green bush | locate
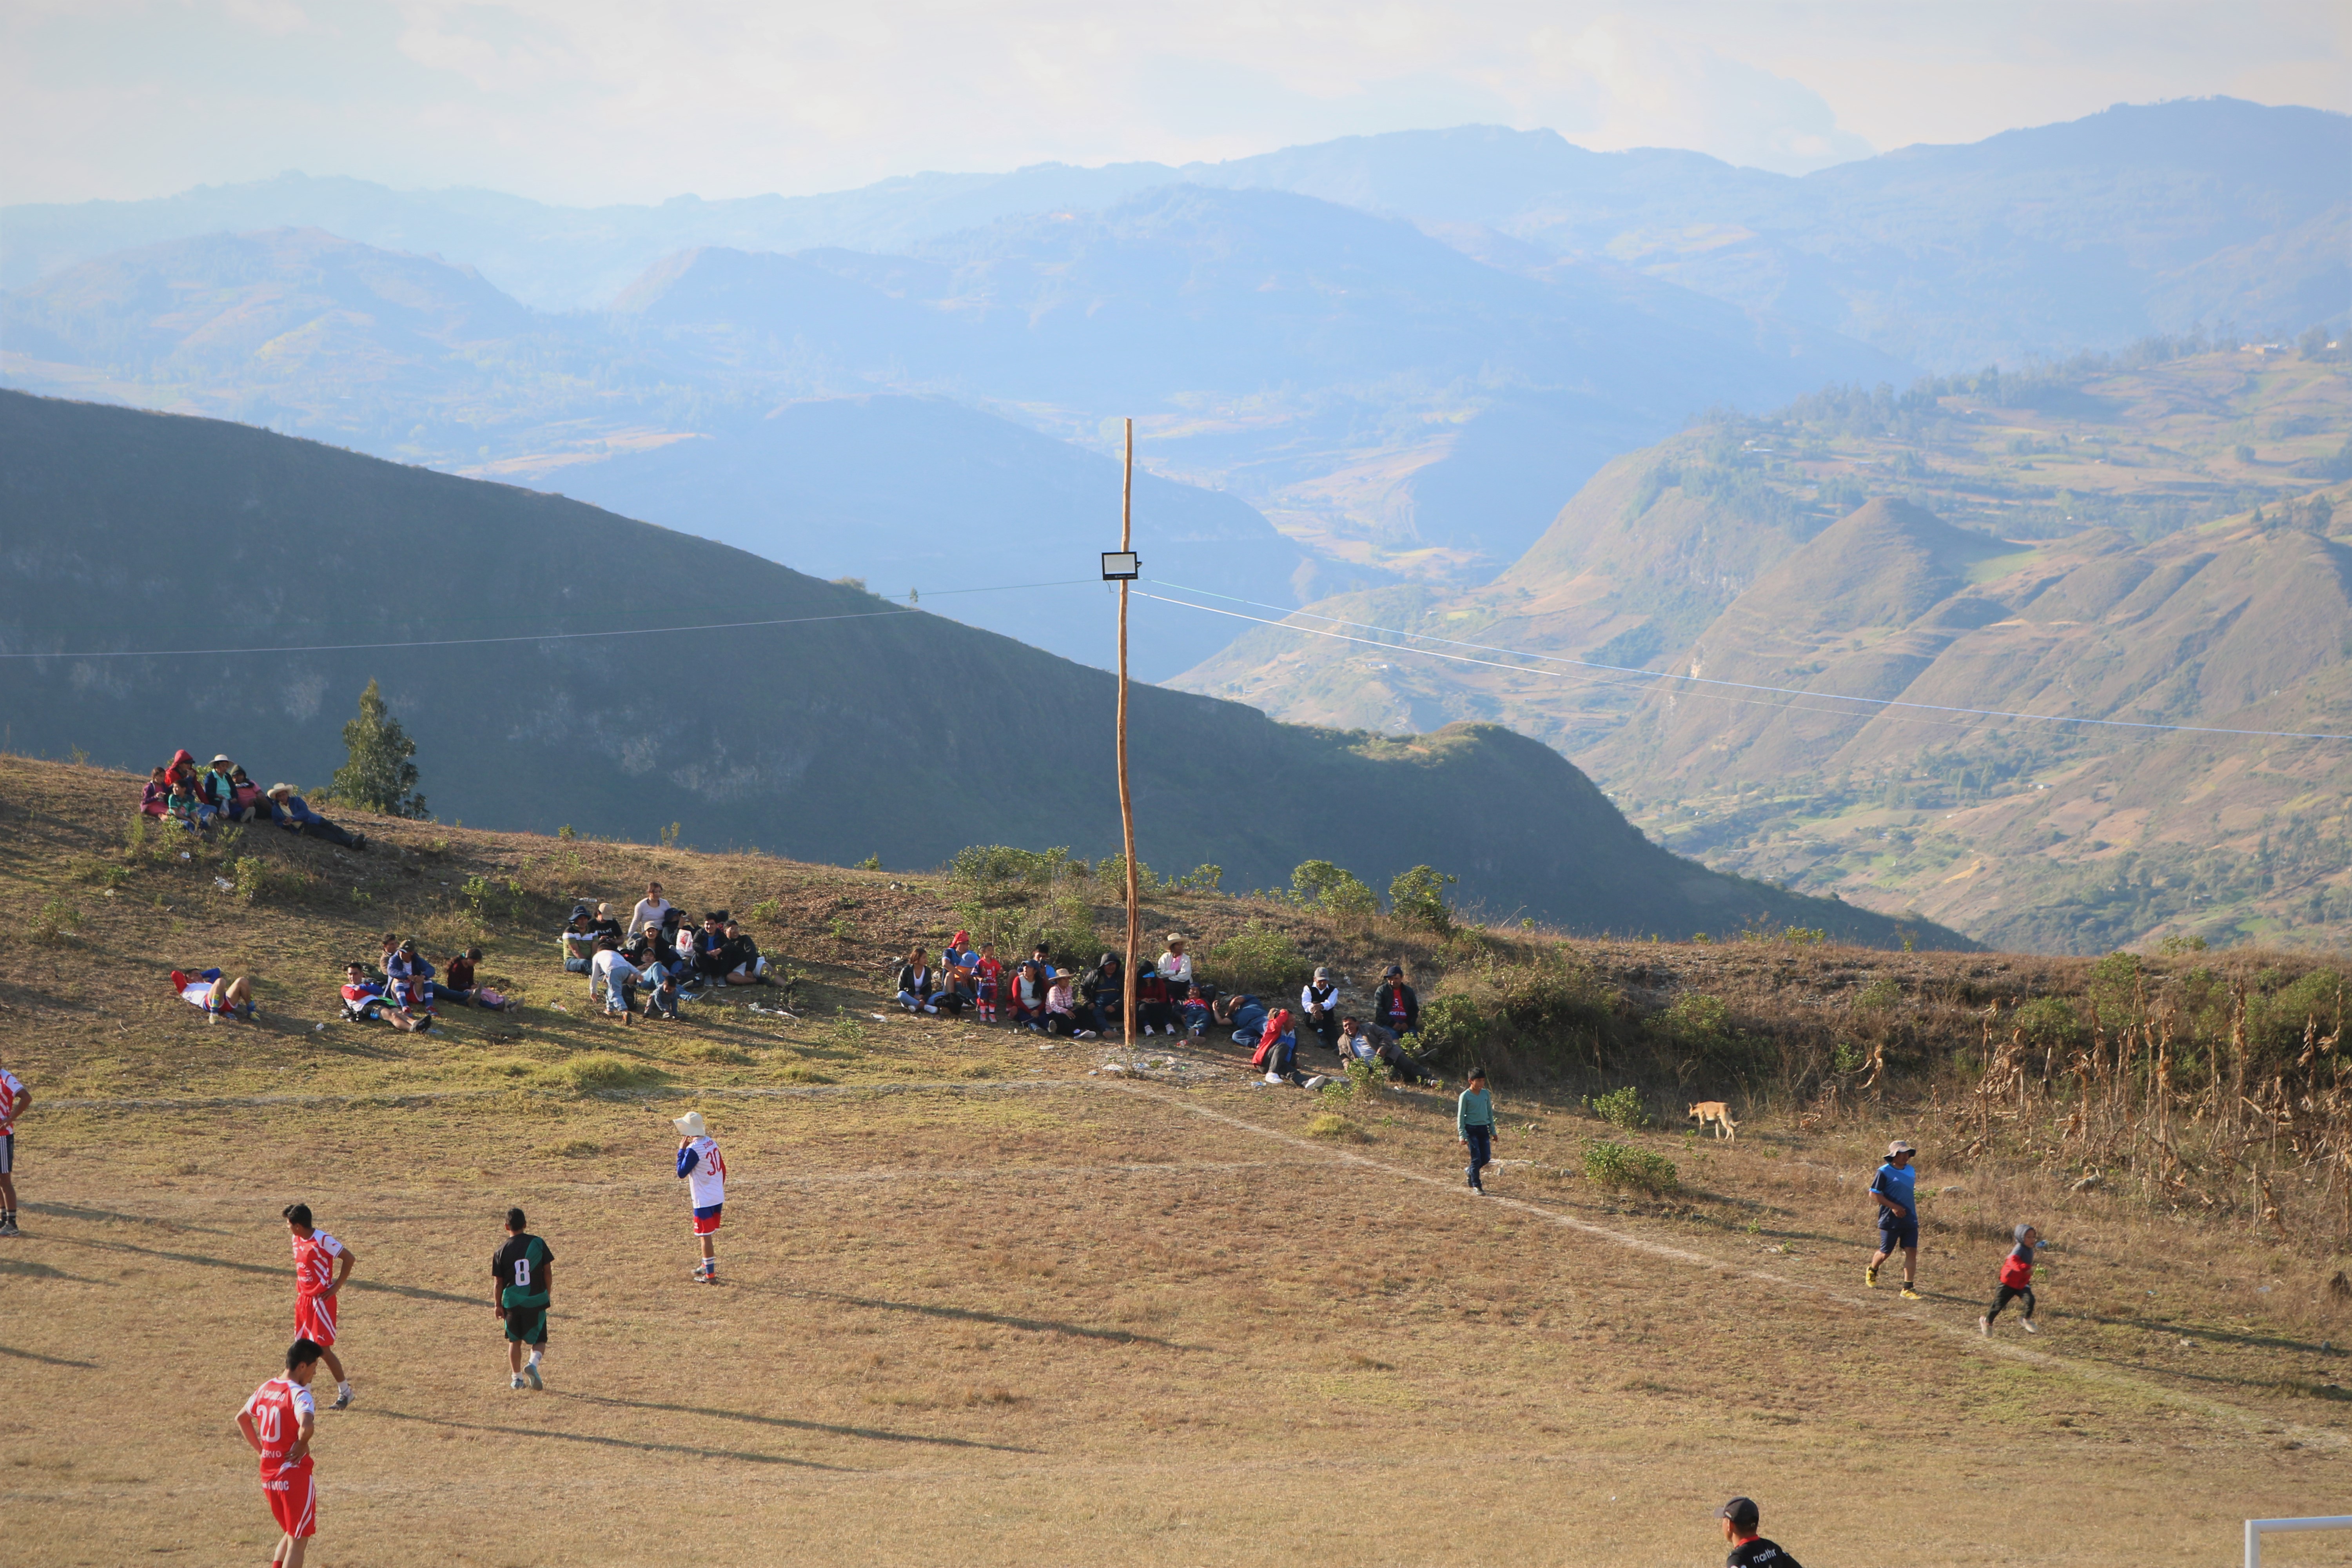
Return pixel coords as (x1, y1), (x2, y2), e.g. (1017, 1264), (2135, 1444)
(2011, 996), (2085, 1051)
(1662, 992), (1731, 1040)
(1292, 859), (1378, 921)
(232, 856), (308, 906)
(1583, 1140), (1678, 1194)
(33, 898), (82, 944)
(1094, 853), (1160, 895)
(1853, 977), (1902, 1011)
(1416, 993), (1489, 1058)
(1206, 920), (1312, 996)
(1388, 864), (1458, 935)
(1584, 1085), (1648, 1130)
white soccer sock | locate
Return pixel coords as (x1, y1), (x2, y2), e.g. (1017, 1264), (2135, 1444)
(526, 1350), (542, 1367)
(338, 1381), (352, 1396)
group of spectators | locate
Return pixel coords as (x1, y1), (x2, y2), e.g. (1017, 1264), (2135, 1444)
(891, 931), (1443, 1086)
(339, 935), (512, 1031)
(140, 748), (368, 851)
(560, 881), (776, 1024)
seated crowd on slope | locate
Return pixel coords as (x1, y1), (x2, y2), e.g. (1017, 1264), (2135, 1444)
(892, 931), (1442, 1087)
(559, 881), (778, 1026)
(140, 747), (369, 850)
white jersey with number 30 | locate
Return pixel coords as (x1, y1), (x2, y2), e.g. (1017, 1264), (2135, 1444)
(683, 1136), (726, 1208)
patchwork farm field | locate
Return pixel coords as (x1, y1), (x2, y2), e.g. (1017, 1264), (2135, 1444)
(1, 757), (2347, 1565)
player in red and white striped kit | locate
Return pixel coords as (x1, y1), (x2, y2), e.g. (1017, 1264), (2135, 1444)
(283, 1203), (356, 1409)
(236, 1338), (325, 1567)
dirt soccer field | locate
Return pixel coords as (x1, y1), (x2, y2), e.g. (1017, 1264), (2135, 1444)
(7, 1069), (2349, 1568)
(1, 755), (2347, 1565)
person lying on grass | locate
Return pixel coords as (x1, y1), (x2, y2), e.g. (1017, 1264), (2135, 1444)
(1338, 1016), (1440, 1085)
(341, 964), (429, 1032)
(173, 967), (257, 1023)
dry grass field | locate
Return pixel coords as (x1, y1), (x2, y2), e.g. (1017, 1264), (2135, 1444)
(2, 757), (2348, 1566)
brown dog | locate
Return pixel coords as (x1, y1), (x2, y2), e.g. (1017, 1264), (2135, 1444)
(1688, 1101), (1737, 1141)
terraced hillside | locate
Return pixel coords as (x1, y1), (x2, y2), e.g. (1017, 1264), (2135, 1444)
(1176, 345), (2352, 951)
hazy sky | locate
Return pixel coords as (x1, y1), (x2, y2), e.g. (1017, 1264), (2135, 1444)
(4, 0), (2345, 207)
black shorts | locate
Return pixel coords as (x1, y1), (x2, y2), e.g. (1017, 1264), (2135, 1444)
(0, 1131), (12, 1176)
(504, 1308), (548, 1345)
(1878, 1213), (1918, 1250)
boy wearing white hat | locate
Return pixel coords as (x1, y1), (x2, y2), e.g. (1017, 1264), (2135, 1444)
(673, 1112), (727, 1284)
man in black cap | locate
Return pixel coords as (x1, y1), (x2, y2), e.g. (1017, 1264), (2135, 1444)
(1719, 1497), (1801, 1566)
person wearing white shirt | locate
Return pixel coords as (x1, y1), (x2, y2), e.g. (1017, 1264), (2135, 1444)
(1157, 935), (1194, 989)
(1300, 966), (1342, 1054)
(628, 882), (673, 937)
(590, 938), (642, 1023)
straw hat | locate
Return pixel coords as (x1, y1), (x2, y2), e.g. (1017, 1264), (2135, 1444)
(1165, 933), (1187, 947)
(673, 1111), (708, 1138)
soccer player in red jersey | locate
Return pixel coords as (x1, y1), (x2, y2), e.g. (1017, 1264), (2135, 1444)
(283, 1203), (357, 1409)
(237, 1338), (325, 1567)
(0, 1061), (29, 1237)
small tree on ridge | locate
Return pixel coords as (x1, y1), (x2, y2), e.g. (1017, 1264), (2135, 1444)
(332, 678), (428, 818)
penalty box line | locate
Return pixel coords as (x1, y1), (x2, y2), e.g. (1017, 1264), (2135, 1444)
(1108, 1080), (2347, 1454)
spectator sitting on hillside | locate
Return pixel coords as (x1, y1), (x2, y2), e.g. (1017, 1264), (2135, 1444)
(1043, 972), (1098, 1038)
(1082, 953), (1124, 1036)
(227, 765), (269, 821)
(164, 748), (202, 799)
(341, 962), (430, 1031)
(642, 953), (684, 1021)
(1338, 1016), (1439, 1085)
(689, 912), (733, 988)
(1157, 934), (1193, 990)
(715, 920), (772, 986)
(1135, 959), (1174, 1035)
(1029, 944), (1058, 980)
(1252, 1005), (1300, 1084)
(628, 882), (672, 938)
(165, 775), (210, 831)
(560, 905), (597, 973)
(384, 939), (436, 1017)
(1010, 960), (1049, 1031)
(590, 935), (640, 1024)
(896, 947), (942, 1014)
(941, 932), (978, 1000)
(141, 766), (172, 819)
(1180, 983), (1214, 1037)
(1300, 967), (1343, 1054)
(266, 784), (365, 850)
(1372, 965), (1420, 1042)
(438, 947), (510, 1010)
(171, 967), (256, 1024)
(590, 902), (624, 945)
(203, 755), (254, 822)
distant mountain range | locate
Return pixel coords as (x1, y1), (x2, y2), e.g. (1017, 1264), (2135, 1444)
(7, 98), (2340, 365)
(1177, 347), (2352, 953)
(0, 388), (1966, 947)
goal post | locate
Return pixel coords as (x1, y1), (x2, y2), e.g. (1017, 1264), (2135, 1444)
(2245, 1515), (2352, 1567)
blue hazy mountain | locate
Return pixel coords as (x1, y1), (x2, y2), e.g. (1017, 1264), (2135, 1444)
(6, 98), (2339, 368)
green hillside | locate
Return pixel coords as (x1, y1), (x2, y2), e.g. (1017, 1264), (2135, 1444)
(0, 389), (1962, 947)
(1174, 345), (2352, 952)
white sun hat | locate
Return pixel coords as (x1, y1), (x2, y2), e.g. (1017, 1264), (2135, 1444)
(673, 1111), (707, 1138)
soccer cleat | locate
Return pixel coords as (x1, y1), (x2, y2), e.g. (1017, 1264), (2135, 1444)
(0, 1219), (18, 1238)
(2020, 1319), (2038, 1334)
(1978, 1316), (1991, 1336)
(1864, 1265), (1880, 1288)
(511, 1374), (528, 1390)
(1900, 1285), (1921, 1300)
(330, 1386), (354, 1410)
(525, 1363), (543, 1388)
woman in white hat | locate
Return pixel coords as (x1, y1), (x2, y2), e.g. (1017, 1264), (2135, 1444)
(673, 1112), (727, 1284)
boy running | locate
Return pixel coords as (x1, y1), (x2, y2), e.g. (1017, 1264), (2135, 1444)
(1980, 1223), (2042, 1335)
(0, 1061), (28, 1236)
(237, 1338), (325, 1567)
(1866, 1139), (1922, 1299)
(674, 1111), (727, 1284)
(492, 1207), (554, 1388)
(283, 1204), (356, 1408)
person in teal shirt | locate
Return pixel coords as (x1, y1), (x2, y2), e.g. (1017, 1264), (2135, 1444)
(1457, 1067), (1495, 1194)
(1867, 1139), (1921, 1299)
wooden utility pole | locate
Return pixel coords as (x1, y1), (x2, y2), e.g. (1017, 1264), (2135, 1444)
(1118, 417), (1140, 1047)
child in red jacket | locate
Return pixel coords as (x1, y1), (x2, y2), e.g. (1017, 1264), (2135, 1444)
(1980, 1223), (2041, 1335)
